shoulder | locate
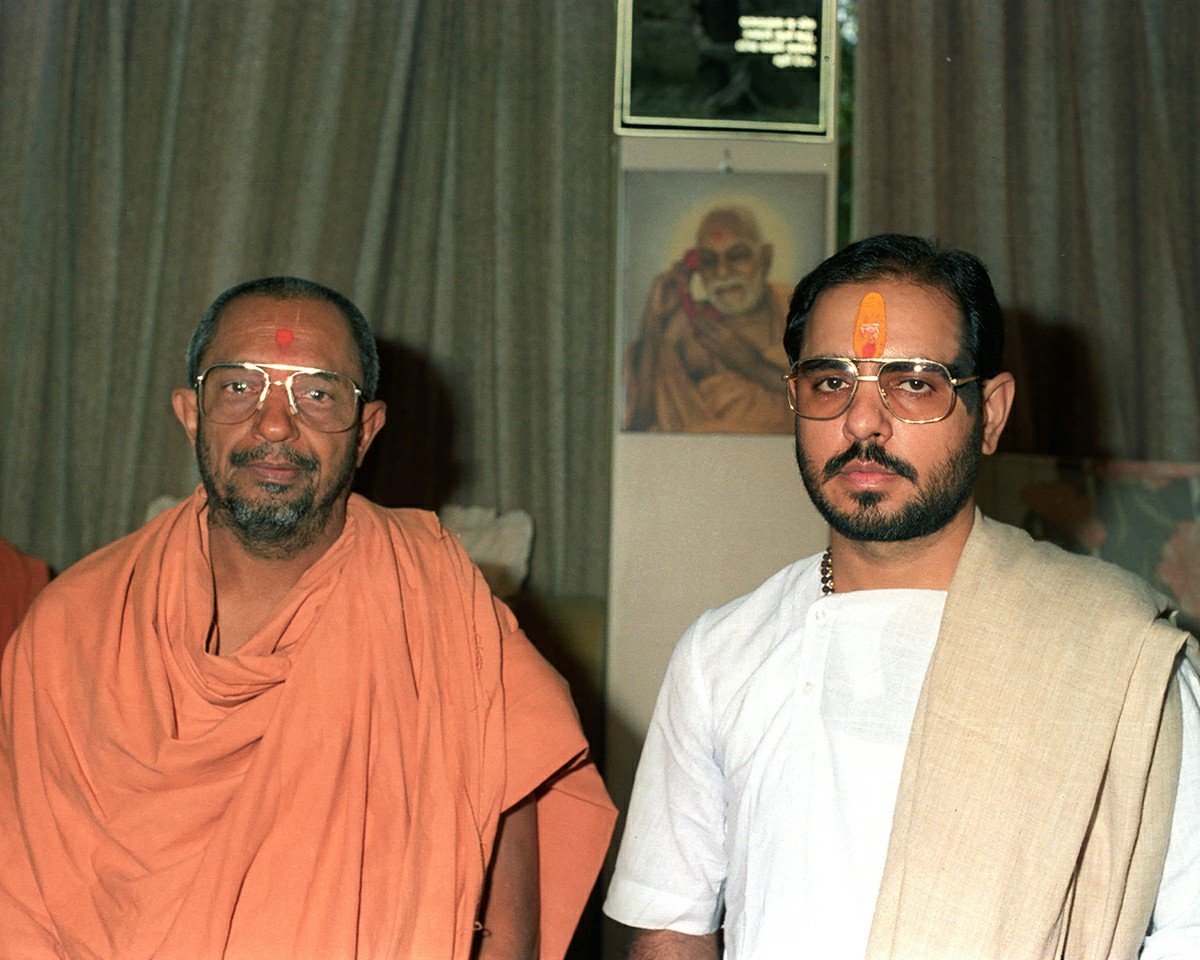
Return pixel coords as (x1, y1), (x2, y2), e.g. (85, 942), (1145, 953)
(672, 554), (822, 681)
(32, 499), (190, 609)
(967, 513), (1166, 618)
(347, 496), (462, 555)
(6, 498), (197, 663)
(349, 495), (443, 537)
(346, 496), (487, 595)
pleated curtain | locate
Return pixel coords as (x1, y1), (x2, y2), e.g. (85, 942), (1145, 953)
(853, 0), (1200, 461)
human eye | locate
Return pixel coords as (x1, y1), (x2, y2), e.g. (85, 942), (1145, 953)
(813, 375), (851, 393)
(895, 376), (936, 394)
(209, 368), (258, 395)
(295, 373), (350, 407)
(800, 359), (855, 393)
(297, 385), (335, 408)
(883, 363), (949, 397)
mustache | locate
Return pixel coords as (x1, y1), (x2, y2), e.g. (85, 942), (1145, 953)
(822, 441), (918, 483)
(229, 444), (319, 472)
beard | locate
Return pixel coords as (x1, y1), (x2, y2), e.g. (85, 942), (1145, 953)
(196, 420), (359, 559)
(706, 272), (769, 316)
(794, 416), (984, 543)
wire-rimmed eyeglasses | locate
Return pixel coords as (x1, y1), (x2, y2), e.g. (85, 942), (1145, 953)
(195, 362), (363, 433)
(783, 356), (980, 424)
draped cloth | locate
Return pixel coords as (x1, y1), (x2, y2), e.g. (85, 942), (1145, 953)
(0, 491), (615, 960)
(0, 537), (50, 644)
(866, 514), (1194, 960)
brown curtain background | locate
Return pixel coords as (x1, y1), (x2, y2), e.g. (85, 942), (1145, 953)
(0, 0), (616, 596)
(853, 0), (1200, 462)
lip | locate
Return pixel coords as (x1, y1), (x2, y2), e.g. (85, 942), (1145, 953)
(837, 460), (903, 489)
(244, 460), (307, 484)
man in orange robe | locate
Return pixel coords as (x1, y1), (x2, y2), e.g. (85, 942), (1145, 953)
(0, 536), (50, 645)
(624, 206), (793, 434)
(0, 277), (615, 959)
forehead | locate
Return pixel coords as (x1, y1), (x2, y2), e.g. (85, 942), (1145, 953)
(802, 278), (963, 360)
(697, 217), (756, 250)
(205, 295), (361, 377)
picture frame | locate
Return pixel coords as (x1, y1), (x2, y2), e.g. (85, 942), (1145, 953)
(619, 168), (829, 434)
(615, 0), (837, 139)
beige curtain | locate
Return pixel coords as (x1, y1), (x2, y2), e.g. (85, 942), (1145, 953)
(0, 0), (616, 595)
(853, 0), (1200, 461)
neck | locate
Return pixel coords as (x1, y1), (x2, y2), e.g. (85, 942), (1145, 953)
(206, 498), (348, 592)
(827, 499), (976, 592)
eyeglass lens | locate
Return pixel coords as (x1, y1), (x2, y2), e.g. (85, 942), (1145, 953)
(789, 358), (957, 423)
(200, 364), (359, 432)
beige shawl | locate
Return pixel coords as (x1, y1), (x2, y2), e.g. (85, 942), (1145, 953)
(866, 513), (1194, 960)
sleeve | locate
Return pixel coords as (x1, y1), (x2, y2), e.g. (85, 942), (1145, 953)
(1142, 652), (1200, 959)
(603, 617), (727, 935)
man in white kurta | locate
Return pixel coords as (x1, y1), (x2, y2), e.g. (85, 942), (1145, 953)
(604, 235), (1200, 959)
(605, 543), (1200, 957)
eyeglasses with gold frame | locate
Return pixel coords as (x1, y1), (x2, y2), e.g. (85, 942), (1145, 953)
(783, 355), (979, 424)
(195, 362), (363, 433)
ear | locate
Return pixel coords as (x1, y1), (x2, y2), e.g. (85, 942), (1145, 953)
(356, 400), (387, 465)
(172, 387), (199, 443)
(979, 372), (1015, 455)
(760, 242), (774, 275)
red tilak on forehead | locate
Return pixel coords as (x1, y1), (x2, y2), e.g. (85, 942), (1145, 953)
(275, 328), (294, 348)
(704, 229), (727, 243)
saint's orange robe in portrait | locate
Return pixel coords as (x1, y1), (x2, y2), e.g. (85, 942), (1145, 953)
(625, 283), (794, 434)
(0, 492), (615, 959)
(0, 536), (50, 646)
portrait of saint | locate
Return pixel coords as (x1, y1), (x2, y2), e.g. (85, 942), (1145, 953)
(622, 171), (827, 434)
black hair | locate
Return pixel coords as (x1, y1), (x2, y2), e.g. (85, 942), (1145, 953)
(782, 234), (1004, 381)
(186, 276), (380, 400)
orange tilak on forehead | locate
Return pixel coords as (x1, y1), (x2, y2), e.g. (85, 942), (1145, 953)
(852, 292), (887, 358)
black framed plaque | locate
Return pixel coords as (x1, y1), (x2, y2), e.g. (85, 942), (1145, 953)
(617, 0), (836, 138)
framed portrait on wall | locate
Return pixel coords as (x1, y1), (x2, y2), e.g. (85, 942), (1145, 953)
(616, 0), (837, 138)
(620, 168), (828, 434)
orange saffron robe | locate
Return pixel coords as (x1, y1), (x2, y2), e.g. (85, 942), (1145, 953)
(0, 493), (615, 959)
(0, 536), (50, 646)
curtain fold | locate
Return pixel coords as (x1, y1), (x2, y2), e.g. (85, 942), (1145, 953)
(853, 0), (1200, 462)
(0, 0), (616, 596)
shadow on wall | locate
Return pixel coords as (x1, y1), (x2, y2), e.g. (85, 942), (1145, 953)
(1000, 309), (1106, 458)
(353, 339), (463, 510)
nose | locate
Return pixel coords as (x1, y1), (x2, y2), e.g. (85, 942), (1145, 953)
(842, 379), (893, 445)
(250, 379), (301, 442)
(714, 252), (737, 278)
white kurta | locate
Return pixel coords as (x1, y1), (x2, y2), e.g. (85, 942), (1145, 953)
(604, 553), (1200, 959)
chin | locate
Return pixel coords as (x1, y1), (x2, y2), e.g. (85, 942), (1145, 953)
(712, 290), (750, 315)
